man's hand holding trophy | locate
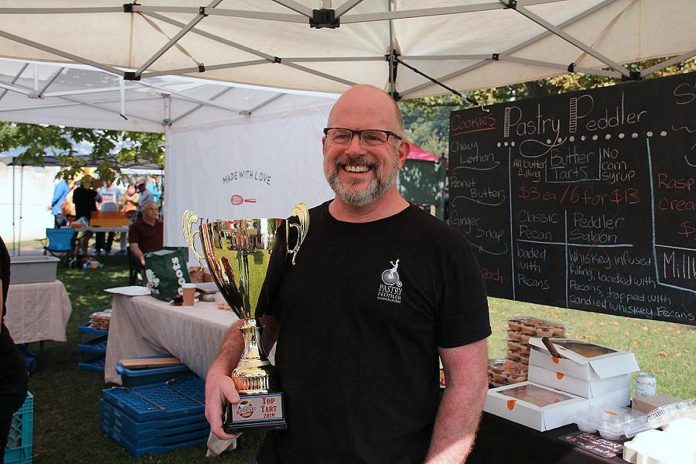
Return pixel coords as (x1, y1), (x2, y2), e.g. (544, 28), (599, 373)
(182, 204), (309, 432)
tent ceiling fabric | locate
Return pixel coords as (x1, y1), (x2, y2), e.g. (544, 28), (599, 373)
(0, 1), (695, 99)
(0, 59), (335, 132)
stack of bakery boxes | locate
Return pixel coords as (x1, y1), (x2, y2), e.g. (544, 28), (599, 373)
(485, 318), (640, 432)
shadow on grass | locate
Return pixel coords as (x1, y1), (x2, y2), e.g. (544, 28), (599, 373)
(28, 255), (263, 464)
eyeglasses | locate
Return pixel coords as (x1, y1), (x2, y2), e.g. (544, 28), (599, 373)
(323, 127), (402, 146)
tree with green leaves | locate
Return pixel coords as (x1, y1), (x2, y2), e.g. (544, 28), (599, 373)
(399, 57), (696, 158)
(0, 122), (164, 183)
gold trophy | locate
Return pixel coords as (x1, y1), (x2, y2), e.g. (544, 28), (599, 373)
(182, 204), (309, 432)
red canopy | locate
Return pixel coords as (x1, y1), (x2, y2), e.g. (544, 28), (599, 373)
(406, 144), (438, 162)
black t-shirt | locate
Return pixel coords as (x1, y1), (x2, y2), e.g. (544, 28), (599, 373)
(256, 201), (491, 464)
(72, 187), (100, 220)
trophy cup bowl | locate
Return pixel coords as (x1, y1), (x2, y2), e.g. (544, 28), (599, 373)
(182, 205), (308, 432)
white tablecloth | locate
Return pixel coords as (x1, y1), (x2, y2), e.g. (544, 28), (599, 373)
(104, 294), (238, 384)
(5, 280), (72, 344)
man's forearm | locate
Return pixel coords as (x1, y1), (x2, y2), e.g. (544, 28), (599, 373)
(425, 379), (487, 464)
(425, 340), (489, 464)
(130, 243), (145, 264)
(208, 319), (246, 376)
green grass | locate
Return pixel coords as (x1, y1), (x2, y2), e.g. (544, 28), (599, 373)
(22, 257), (695, 463)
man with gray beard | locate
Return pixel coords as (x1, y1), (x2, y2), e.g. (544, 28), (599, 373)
(205, 85), (491, 464)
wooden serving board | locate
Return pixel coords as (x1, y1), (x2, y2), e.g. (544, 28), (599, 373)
(119, 357), (182, 370)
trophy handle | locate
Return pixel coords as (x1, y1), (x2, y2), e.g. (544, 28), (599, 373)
(287, 202), (309, 266)
(181, 209), (206, 265)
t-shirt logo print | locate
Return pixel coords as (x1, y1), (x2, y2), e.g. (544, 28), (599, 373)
(377, 259), (403, 304)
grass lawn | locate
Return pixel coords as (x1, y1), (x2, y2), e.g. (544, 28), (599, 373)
(20, 255), (695, 463)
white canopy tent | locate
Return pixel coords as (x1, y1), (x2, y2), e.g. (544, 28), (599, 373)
(2, 0), (696, 249)
(0, 59), (336, 248)
(0, 1), (695, 100)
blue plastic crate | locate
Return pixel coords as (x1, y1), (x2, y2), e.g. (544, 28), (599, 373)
(4, 444), (31, 464)
(78, 335), (108, 354)
(101, 376), (205, 421)
(116, 354), (192, 387)
(100, 399), (208, 438)
(100, 413), (209, 443)
(100, 423), (207, 458)
(78, 353), (105, 372)
(99, 399), (206, 433)
(100, 420), (209, 447)
(4, 392), (33, 464)
(166, 376), (206, 404)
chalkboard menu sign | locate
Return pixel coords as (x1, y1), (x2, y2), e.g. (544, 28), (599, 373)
(449, 72), (696, 326)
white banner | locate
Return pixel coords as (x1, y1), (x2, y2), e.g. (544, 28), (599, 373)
(164, 102), (334, 249)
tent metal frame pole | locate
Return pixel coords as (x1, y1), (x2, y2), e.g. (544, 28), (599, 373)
(400, 0), (618, 97)
(335, 0), (364, 18)
(270, 0), (313, 17)
(134, 0), (223, 77)
(0, 7), (121, 14)
(500, 56), (622, 79)
(144, 12), (278, 61)
(245, 93), (284, 115)
(18, 165), (23, 256)
(5, 80), (165, 126)
(142, 59), (269, 78)
(44, 86), (137, 98)
(0, 30), (123, 76)
(169, 86), (235, 124)
(641, 48), (696, 77)
(0, 62), (29, 102)
(11, 163), (16, 256)
(400, 55), (491, 61)
(511, 3), (631, 78)
(142, 11), (356, 87)
(35, 67), (65, 98)
(133, 5), (305, 22)
(53, 95), (165, 126)
(0, 95), (174, 114)
(337, 0), (571, 24)
(0, 81), (32, 96)
(387, 0), (398, 99)
(283, 56), (383, 63)
(136, 80), (246, 114)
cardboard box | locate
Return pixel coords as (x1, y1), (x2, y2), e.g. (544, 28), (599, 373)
(528, 364), (631, 398)
(589, 388), (631, 409)
(484, 381), (589, 431)
(632, 395), (680, 414)
(528, 338), (639, 381)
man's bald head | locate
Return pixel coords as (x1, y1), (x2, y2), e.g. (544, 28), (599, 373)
(327, 85), (404, 136)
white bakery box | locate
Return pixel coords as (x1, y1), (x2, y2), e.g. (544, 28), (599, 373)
(528, 338), (639, 398)
(484, 382), (630, 432)
(10, 255), (60, 284)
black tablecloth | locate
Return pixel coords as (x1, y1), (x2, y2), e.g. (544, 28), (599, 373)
(467, 413), (626, 464)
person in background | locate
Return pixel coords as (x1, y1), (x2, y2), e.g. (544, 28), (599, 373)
(0, 235), (30, 463)
(49, 176), (69, 228)
(128, 201), (163, 267)
(205, 85), (491, 463)
(136, 178), (154, 219)
(95, 180), (121, 256)
(71, 176), (101, 257)
(119, 183), (139, 254)
(146, 177), (161, 205)
(122, 183), (139, 215)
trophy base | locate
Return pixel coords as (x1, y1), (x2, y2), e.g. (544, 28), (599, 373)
(223, 392), (287, 433)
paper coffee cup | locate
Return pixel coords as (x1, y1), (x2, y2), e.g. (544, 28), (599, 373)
(182, 283), (196, 306)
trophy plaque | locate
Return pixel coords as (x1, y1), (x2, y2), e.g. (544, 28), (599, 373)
(182, 205), (308, 432)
